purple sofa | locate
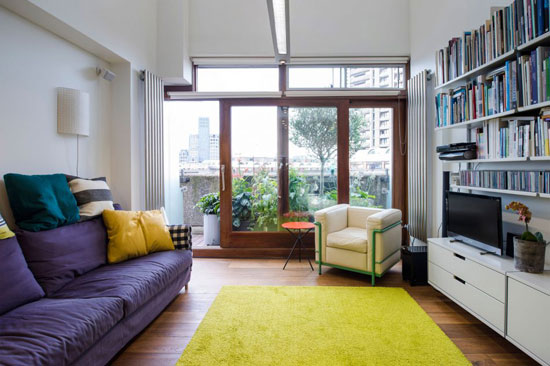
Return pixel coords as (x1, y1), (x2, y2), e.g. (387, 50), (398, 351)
(0, 216), (192, 366)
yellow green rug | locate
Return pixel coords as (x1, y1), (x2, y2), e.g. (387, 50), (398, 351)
(177, 286), (470, 366)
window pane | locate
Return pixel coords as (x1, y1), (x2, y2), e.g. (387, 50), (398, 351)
(288, 107), (338, 217)
(164, 101), (220, 246)
(288, 66), (405, 89)
(349, 108), (392, 208)
(197, 67), (279, 92)
(231, 106), (279, 232)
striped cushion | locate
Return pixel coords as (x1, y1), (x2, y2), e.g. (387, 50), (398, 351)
(66, 176), (114, 221)
(0, 213), (15, 239)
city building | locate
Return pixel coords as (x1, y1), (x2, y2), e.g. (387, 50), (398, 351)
(198, 117), (210, 162)
(209, 134), (219, 160)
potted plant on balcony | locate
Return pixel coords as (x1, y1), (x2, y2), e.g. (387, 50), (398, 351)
(506, 201), (547, 273)
(232, 191), (252, 231)
(195, 192), (220, 246)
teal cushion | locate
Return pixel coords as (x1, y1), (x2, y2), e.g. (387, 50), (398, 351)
(4, 174), (80, 231)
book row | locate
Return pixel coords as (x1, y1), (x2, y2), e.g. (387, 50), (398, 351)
(474, 116), (550, 159)
(435, 46), (550, 127)
(459, 169), (550, 193)
(435, 0), (550, 85)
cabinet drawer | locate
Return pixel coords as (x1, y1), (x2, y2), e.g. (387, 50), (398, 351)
(429, 262), (505, 333)
(507, 278), (550, 365)
(428, 243), (505, 302)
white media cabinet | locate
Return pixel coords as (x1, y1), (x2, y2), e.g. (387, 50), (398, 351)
(428, 238), (550, 366)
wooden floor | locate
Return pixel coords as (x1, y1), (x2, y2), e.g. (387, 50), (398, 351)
(111, 258), (537, 366)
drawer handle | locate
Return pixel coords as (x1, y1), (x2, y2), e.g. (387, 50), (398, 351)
(454, 276), (466, 285)
(453, 253), (466, 261)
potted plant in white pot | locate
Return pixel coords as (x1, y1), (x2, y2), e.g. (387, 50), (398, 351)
(506, 201), (547, 273)
(195, 192), (220, 246)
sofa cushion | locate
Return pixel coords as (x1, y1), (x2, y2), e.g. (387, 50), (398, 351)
(51, 250), (192, 315)
(16, 217), (108, 296)
(0, 213), (14, 239)
(326, 227), (368, 253)
(102, 210), (148, 263)
(0, 237), (44, 315)
(66, 175), (114, 221)
(0, 297), (123, 366)
(3, 173), (79, 231)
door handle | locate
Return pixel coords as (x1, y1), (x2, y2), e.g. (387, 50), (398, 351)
(220, 165), (225, 191)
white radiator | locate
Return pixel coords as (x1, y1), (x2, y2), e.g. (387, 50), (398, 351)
(143, 70), (165, 210)
(407, 70), (431, 241)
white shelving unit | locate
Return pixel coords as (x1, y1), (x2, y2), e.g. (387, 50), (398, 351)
(435, 110), (516, 131)
(434, 50), (516, 91)
(450, 185), (539, 197)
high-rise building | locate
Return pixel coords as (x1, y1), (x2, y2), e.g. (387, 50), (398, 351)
(209, 134), (219, 160)
(198, 117), (210, 162)
(188, 135), (199, 162)
(348, 68), (400, 149)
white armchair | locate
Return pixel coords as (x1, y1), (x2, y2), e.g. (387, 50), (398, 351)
(314, 204), (402, 286)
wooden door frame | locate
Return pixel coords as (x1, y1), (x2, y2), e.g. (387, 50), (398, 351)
(219, 98), (344, 249)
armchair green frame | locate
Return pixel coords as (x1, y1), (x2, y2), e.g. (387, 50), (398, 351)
(314, 220), (402, 286)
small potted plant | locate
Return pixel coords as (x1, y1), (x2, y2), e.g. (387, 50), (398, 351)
(232, 192), (252, 231)
(195, 192), (220, 246)
(506, 201), (547, 273)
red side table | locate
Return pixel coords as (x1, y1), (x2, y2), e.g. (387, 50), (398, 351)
(281, 222), (315, 271)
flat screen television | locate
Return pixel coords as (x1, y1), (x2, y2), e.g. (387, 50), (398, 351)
(445, 191), (503, 255)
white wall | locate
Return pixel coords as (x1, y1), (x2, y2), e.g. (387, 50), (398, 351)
(0, 6), (112, 225)
(27, 0), (158, 72)
(158, 0), (192, 84)
(291, 0), (409, 57)
(189, 0), (410, 58)
(189, 0), (274, 57)
(409, 0), (550, 260)
(5, 0), (163, 210)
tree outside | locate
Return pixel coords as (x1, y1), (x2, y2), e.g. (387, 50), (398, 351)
(289, 108), (367, 197)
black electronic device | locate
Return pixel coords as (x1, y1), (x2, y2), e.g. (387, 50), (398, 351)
(439, 150), (477, 160)
(445, 191), (503, 255)
(436, 142), (477, 153)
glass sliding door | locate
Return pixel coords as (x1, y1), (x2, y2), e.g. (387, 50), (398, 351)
(349, 108), (392, 208)
(164, 101), (220, 246)
(230, 106), (279, 232)
(288, 107), (338, 216)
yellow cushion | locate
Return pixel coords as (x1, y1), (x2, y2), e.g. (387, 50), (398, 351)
(103, 210), (148, 264)
(0, 213), (15, 240)
(140, 210), (174, 253)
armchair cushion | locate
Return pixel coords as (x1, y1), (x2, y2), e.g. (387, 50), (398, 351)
(366, 209), (402, 230)
(326, 227), (367, 253)
(314, 204), (348, 234)
(347, 207), (381, 228)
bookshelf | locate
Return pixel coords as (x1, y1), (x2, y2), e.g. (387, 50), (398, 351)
(451, 185), (540, 197)
(434, 110), (516, 131)
(442, 157), (528, 164)
(434, 50), (516, 91)
(517, 31), (550, 51)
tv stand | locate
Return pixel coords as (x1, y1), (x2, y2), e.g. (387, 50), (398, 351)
(428, 238), (550, 365)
